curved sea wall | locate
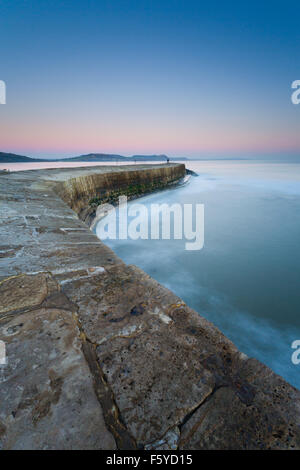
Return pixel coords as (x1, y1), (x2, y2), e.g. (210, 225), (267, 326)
(56, 164), (185, 224)
(0, 163), (300, 450)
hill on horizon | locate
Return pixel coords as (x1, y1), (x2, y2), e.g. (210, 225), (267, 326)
(0, 152), (188, 163)
(0, 152), (45, 163)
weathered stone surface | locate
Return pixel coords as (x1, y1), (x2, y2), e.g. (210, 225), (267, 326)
(61, 264), (300, 449)
(179, 371), (300, 450)
(62, 266), (218, 446)
(0, 273), (57, 317)
(1, 164), (300, 450)
(55, 164), (186, 221)
(0, 274), (116, 450)
(145, 427), (180, 450)
(0, 164), (182, 280)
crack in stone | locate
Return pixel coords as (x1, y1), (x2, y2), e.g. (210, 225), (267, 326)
(144, 385), (222, 450)
(72, 311), (137, 450)
(178, 385), (224, 448)
(179, 386), (220, 430)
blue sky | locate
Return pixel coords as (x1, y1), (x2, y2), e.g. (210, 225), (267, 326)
(0, 0), (299, 158)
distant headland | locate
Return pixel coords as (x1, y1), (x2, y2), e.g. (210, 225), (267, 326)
(0, 151), (188, 164)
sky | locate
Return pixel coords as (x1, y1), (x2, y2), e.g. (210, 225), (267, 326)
(0, 0), (300, 159)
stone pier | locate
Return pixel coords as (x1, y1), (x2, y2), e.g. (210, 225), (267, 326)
(0, 164), (299, 450)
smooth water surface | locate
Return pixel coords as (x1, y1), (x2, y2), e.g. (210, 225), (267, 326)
(96, 161), (300, 389)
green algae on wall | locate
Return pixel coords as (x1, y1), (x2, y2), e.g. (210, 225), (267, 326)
(56, 164), (186, 223)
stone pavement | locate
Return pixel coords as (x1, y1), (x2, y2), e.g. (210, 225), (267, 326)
(0, 165), (299, 450)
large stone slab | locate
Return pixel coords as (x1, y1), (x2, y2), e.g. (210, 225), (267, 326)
(179, 362), (300, 450)
(61, 264), (300, 449)
(0, 273), (57, 317)
(0, 274), (116, 450)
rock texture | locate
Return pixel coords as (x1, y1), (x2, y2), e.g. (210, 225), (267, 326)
(56, 164), (185, 224)
(0, 273), (116, 450)
(0, 164), (300, 450)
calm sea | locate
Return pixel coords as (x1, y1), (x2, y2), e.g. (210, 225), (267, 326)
(96, 160), (300, 389)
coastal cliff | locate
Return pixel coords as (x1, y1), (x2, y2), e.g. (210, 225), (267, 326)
(0, 164), (300, 450)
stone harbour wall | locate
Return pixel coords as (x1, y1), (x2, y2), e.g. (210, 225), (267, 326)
(0, 163), (300, 450)
(55, 164), (185, 224)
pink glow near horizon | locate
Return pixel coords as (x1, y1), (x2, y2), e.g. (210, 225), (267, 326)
(1, 2), (300, 161)
(2, 126), (300, 159)
(1, 95), (300, 158)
